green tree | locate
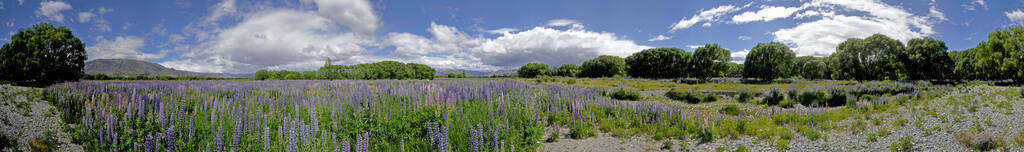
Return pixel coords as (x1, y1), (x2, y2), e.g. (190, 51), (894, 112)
(625, 48), (689, 79)
(254, 69), (270, 80)
(284, 73), (300, 80)
(554, 64), (580, 77)
(743, 42), (795, 82)
(518, 63), (550, 78)
(828, 34), (905, 81)
(904, 37), (953, 80)
(973, 27), (1024, 81)
(691, 44), (731, 80)
(725, 62), (743, 78)
(0, 23), (87, 86)
(793, 56), (828, 79)
(950, 49), (980, 80)
(580, 55), (627, 78)
(407, 63), (435, 79)
(302, 71), (317, 80)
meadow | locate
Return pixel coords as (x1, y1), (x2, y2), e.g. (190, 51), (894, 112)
(31, 78), (1024, 151)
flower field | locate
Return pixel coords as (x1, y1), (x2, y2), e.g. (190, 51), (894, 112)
(38, 79), (1020, 151)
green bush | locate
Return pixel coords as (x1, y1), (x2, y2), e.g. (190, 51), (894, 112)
(778, 99), (794, 108)
(666, 89), (703, 103)
(736, 145), (749, 152)
(719, 105), (743, 116)
(736, 89), (753, 103)
(611, 89), (642, 101)
(569, 125), (596, 139)
(703, 92), (718, 102)
(826, 86), (847, 106)
(697, 128), (715, 143)
(661, 141), (674, 150)
(763, 87), (785, 105)
(796, 89), (826, 106)
(775, 139), (789, 151)
(889, 136), (913, 151)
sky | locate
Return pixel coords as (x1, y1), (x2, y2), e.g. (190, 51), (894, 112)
(1, 0), (1023, 74)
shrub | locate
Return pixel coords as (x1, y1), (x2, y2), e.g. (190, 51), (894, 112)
(775, 139), (789, 151)
(736, 89), (753, 103)
(796, 89), (826, 106)
(719, 105), (743, 116)
(825, 86), (847, 106)
(703, 92), (719, 102)
(736, 144), (749, 152)
(697, 128), (715, 143)
(778, 99), (794, 108)
(666, 89), (702, 103)
(569, 125), (596, 139)
(661, 141), (674, 150)
(797, 126), (821, 140)
(763, 87), (785, 105)
(611, 89), (642, 101)
(889, 136), (913, 151)
(954, 130), (1005, 151)
(1014, 131), (1024, 146)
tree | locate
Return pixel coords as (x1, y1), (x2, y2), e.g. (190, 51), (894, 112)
(302, 71), (317, 80)
(972, 27), (1024, 81)
(580, 55), (626, 78)
(743, 42), (795, 82)
(793, 56), (828, 79)
(284, 73), (300, 80)
(625, 48), (688, 79)
(254, 70), (270, 80)
(691, 44), (730, 80)
(904, 37), (953, 80)
(828, 34), (905, 81)
(0, 23), (87, 86)
(950, 49), (981, 80)
(725, 62), (743, 78)
(407, 63), (435, 79)
(554, 64), (580, 77)
(518, 63), (550, 78)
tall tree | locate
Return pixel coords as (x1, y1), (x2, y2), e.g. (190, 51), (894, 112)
(691, 44), (731, 80)
(517, 63), (550, 78)
(973, 27), (1024, 81)
(743, 42), (795, 82)
(625, 48), (689, 79)
(554, 64), (580, 77)
(580, 55), (626, 78)
(0, 23), (87, 86)
(904, 37), (953, 80)
(828, 34), (905, 81)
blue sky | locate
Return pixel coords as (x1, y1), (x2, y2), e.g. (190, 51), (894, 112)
(1, 0), (1023, 74)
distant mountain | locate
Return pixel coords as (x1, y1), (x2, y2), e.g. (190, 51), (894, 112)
(84, 59), (250, 78)
(435, 68), (516, 76)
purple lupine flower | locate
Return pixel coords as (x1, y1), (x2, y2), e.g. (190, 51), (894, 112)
(342, 137), (351, 152)
(288, 126), (296, 152)
(233, 118), (241, 152)
(215, 126), (223, 152)
(166, 126), (175, 152)
(145, 134), (154, 152)
(332, 134), (339, 152)
(264, 126), (270, 151)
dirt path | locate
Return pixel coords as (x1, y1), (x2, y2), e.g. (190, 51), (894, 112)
(0, 85), (83, 152)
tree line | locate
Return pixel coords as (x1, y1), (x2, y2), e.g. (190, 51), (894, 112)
(254, 59), (435, 80)
(520, 27), (1024, 83)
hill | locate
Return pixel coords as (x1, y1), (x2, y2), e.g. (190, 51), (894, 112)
(84, 59), (249, 78)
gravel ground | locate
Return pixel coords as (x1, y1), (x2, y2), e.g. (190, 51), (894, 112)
(0, 85), (82, 152)
(542, 85), (1024, 152)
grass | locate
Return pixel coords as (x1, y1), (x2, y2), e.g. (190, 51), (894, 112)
(1015, 131), (1024, 146)
(661, 141), (673, 150)
(775, 139), (789, 151)
(888, 136), (913, 151)
(954, 130), (1005, 151)
(718, 104), (743, 116)
(736, 144), (749, 152)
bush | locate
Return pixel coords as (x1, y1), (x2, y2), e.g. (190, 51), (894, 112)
(826, 86), (847, 106)
(1014, 131), (1024, 146)
(889, 136), (913, 151)
(609, 89), (642, 101)
(703, 92), (718, 102)
(697, 128), (715, 143)
(736, 89), (753, 103)
(719, 105), (743, 115)
(762, 87), (785, 105)
(736, 145), (749, 152)
(954, 130), (1005, 151)
(778, 99), (794, 108)
(775, 139), (789, 151)
(666, 89), (703, 103)
(796, 88), (826, 106)
(661, 141), (674, 150)
(569, 125), (596, 139)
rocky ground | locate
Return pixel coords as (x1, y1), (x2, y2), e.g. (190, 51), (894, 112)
(540, 85), (1024, 152)
(0, 85), (82, 152)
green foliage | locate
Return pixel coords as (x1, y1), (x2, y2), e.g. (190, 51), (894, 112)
(762, 87), (785, 106)
(1014, 131), (1024, 146)
(580, 55), (626, 78)
(970, 27), (1024, 81)
(518, 63), (550, 78)
(775, 139), (789, 151)
(736, 144), (749, 152)
(625, 48), (689, 79)
(554, 64), (580, 77)
(666, 89), (704, 103)
(569, 124), (596, 139)
(697, 128), (715, 143)
(661, 141), (673, 150)
(692, 44), (731, 80)
(954, 130), (1006, 151)
(736, 89), (753, 103)
(796, 88), (826, 106)
(313, 60), (435, 80)
(0, 23), (86, 87)
(610, 89), (642, 101)
(778, 99), (794, 108)
(825, 87), (848, 106)
(904, 37), (954, 80)
(828, 34), (906, 81)
(792, 56), (829, 79)
(889, 136), (913, 151)
(719, 104), (743, 116)
(743, 42), (795, 82)
(725, 62), (744, 78)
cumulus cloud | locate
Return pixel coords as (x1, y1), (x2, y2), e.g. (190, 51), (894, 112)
(546, 19), (581, 27)
(962, 0), (986, 11)
(731, 6), (802, 23)
(36, 1), (72, 22)
(730, 50), (749, 63)
(305, 0), (380, 33)
(771, 0), (943, 56)
(738, 36), (752, 40)
(647, 35), (671, 41)
(1008, 9), (1024, 26)
(77, 12), (94, 22)
(87, 36), (165, 61)
(670, 5), (742, 32)
(484, 28), (518, 35)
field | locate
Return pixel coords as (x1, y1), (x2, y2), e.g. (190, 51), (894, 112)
(2, 78), (1024, 151)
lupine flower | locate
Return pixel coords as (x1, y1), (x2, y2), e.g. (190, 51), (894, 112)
(145, 134), (154, 152)
(264, 126), (270, 151)
(233, 118), (241, 152)
(342, 138), (351, 152)
(166, 126), (175, 152)
(288, 125), (297, 152)
(216, 126), (223, 152)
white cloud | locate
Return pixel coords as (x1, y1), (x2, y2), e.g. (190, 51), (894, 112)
(738, 35), (752, 40)
(97, 7), (114, 14)
(485, 28), (518, 35)
(546, 19), (581, 26)
(686, 45), (702, 49)
(17, 0), (23, 5)
(928, 0), (947, 22)
(5, 19), (13, 27)
(201, 0), (236, 26)
(731, 6), (802, 23)
(87, 36), (165, 61)
(771, 0), (942, 56)
(165, 10), (373, 73)
(647, 35), (671, 41)
(306, 0), (380, 33)
(670, 5), (741, 32)
(730, 50), (749, 63)
(962, 0), (987, 11)
(1008, 9), (1024, 26)
(77, 12), (94, 23)
(36, 1), (72, 22)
